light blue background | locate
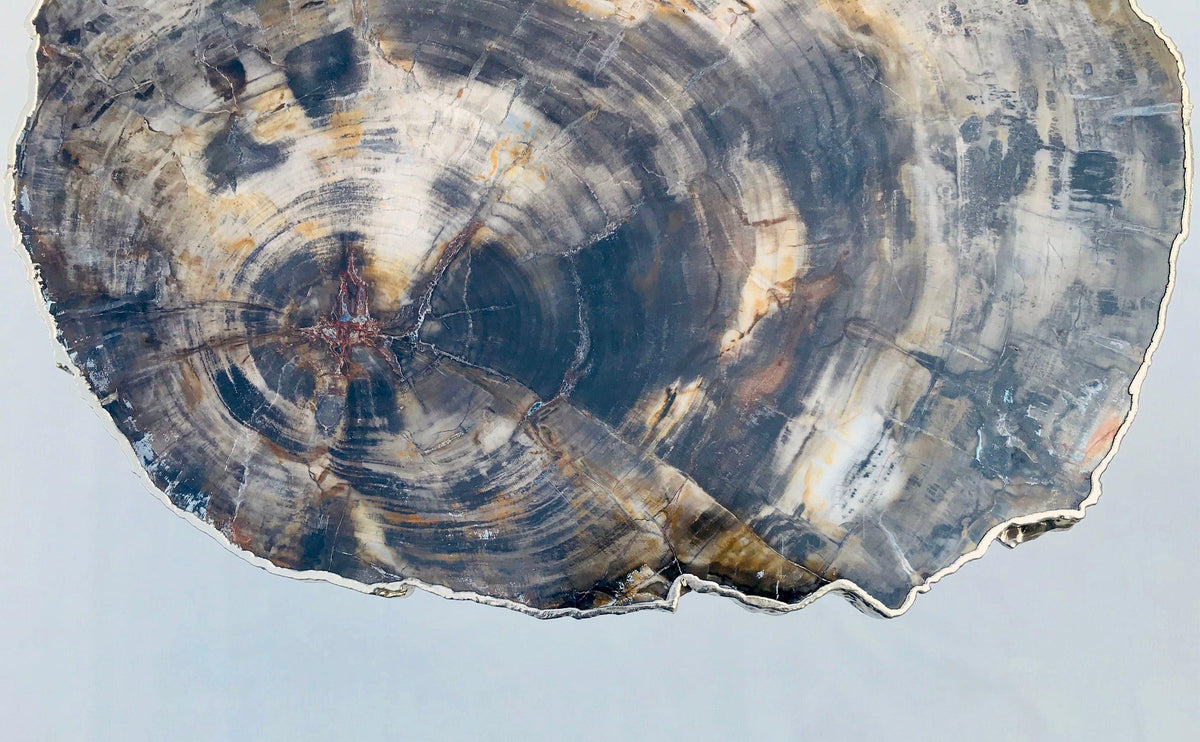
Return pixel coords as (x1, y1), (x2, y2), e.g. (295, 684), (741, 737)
(1, 1), (1195, 739)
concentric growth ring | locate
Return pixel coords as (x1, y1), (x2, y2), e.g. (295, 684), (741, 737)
(13, 0), (1188, 616)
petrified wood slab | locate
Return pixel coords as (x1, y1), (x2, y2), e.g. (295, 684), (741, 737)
(11, 0), (1188, 617)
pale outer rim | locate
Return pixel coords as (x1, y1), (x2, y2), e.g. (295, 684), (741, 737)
(4, 0), (1192, 620)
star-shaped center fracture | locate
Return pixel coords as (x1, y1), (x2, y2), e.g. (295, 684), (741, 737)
(300, 253), (403, 376)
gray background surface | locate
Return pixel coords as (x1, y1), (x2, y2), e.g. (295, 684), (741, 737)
(1, 1), (1195, 739)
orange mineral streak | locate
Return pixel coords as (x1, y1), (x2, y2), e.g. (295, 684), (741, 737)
(1084, 414), (1124, 463)
(731, 271), (842, 404)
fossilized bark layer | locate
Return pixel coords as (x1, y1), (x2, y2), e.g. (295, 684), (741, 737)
(13, 0), (1187, 616)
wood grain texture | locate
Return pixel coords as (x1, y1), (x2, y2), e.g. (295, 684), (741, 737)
(12, 0), (1188, 616)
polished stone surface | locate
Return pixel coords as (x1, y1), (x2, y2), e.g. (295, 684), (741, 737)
(12, 0), (1188, 616)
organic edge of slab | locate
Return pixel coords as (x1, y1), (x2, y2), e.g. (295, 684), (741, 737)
(3, 0), (1190, 620)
